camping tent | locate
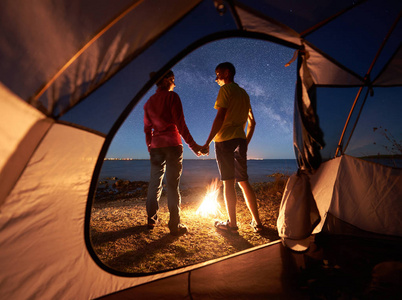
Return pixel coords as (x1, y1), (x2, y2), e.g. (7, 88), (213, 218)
(1, 0), (401, 299)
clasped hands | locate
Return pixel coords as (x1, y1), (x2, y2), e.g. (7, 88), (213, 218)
(192, 143), (210, 157)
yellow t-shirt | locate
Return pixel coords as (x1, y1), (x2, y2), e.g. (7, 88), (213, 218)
(214, 82), (250, 142)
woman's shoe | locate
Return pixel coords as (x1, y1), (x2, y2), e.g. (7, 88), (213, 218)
(250, 221), (263, 233)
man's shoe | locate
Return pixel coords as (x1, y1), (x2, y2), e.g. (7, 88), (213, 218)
(214, 220), (238, 233)
(170, 224), (188, 236)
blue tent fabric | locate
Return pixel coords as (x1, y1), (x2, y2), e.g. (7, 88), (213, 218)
(0, 1), (401, 299)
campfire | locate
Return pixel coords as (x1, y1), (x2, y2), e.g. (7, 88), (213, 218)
(196, 179), (223, 218)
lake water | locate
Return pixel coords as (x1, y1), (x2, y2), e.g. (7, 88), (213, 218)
(99, 159), (298, 188)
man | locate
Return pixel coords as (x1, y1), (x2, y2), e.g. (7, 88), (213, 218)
(144, 70), (202, 236)
(202, 62), (263, 233)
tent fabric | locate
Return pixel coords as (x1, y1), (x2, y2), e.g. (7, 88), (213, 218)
(99, 241), (309, 300)
(59, 0), (238, 134)
(277, 171), (320, 238)
(309, 155), (402, 237)
(99, 234), (402, 299)
(278, 154), (402, 253)
(0, 84), (47, 172)
(0, 122), (171, 299)
(0, 0), (203, 117)
(235, 5), (302, 46)
(303, 42), (364, 87)
(308, 157), (341, 234)
(0, 0), (401, 299)
(293, 50), (326, 170)
(329, 155), (402, 236)
(0, 84), (53, 207)
(374, 45), (402, 86)
(277, 170), (320, 252)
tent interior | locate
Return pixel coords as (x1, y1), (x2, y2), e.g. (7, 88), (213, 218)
(0, 0), (401, 299)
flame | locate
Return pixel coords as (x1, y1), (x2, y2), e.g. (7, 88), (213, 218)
(196, 179), (222, 218)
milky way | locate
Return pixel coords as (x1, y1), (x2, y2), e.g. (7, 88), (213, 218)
(107, 38), (297, 159)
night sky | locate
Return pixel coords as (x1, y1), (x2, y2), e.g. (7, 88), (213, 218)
(106, 38), (297, 159)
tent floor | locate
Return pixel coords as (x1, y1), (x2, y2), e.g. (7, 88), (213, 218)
(99, 234), (402, 299)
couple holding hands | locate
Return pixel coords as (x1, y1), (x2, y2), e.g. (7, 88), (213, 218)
(144, 62), (263, 236)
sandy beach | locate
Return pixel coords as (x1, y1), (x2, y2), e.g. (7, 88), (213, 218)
(90, 176), (287, 274)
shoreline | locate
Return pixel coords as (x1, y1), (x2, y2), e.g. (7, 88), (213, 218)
(99, 159), (297, 188)
(95, 173), (289, 203)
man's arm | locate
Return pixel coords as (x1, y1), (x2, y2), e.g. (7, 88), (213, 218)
(204, 107), (227, 147)
(246, 109), (256, 145)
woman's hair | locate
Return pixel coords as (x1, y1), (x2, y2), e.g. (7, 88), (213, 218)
(150, 70), (174, 87)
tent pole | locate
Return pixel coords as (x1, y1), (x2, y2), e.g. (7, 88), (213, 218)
(335, 87), (364, 157)
(334, 12), (401, 157)
(301, 0), (367, 38)
(343, 88), (370, 153)
(29, 0), (145, 104)
(225, 0), (243, 29)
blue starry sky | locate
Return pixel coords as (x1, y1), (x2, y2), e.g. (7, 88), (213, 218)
(106, 38), (297, 159)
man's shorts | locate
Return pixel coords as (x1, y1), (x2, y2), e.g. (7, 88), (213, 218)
(215, 138), (248, 182)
